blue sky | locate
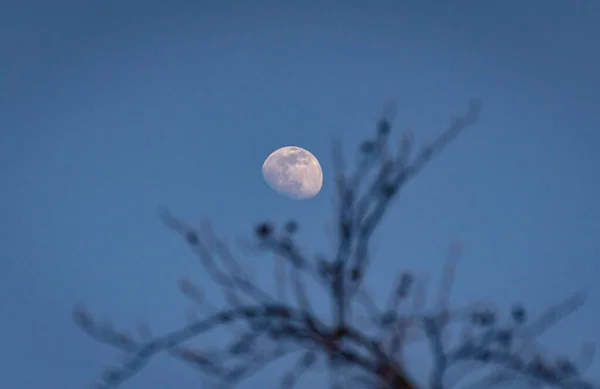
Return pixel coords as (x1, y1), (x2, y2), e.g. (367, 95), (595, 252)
(1, 1), (599, 388)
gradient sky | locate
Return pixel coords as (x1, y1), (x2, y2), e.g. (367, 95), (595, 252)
(1, 1), (599, 388)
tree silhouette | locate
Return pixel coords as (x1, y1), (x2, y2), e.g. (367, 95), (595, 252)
(75, 99), (596, 389)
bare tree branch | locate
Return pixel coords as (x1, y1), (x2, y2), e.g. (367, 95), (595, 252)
(75, 99), (595, 389)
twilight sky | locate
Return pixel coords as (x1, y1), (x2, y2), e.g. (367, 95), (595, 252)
(1, 1), (599, 388)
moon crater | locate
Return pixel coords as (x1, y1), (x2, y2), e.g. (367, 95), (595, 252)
(262, 146), (323, 199)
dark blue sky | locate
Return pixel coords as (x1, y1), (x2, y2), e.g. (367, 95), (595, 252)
(1, 1), (599, 388)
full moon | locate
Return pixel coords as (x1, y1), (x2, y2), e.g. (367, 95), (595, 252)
(262, 146), (323, 199)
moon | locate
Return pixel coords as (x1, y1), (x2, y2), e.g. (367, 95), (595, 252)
(262, 146), (323, 199)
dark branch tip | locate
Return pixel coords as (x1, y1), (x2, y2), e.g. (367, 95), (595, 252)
(255, 222), (273, 239)
(511, 304), (527, 324)
(186, 231), (199, 245)
(378, 118), (392, 135)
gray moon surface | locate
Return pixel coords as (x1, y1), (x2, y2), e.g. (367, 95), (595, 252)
(262, 146), (323, 199)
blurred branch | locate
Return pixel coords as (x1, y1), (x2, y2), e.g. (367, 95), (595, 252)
(75, 99), (596, 389)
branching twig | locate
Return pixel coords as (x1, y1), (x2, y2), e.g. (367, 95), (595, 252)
(75, 99), (595, 389)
